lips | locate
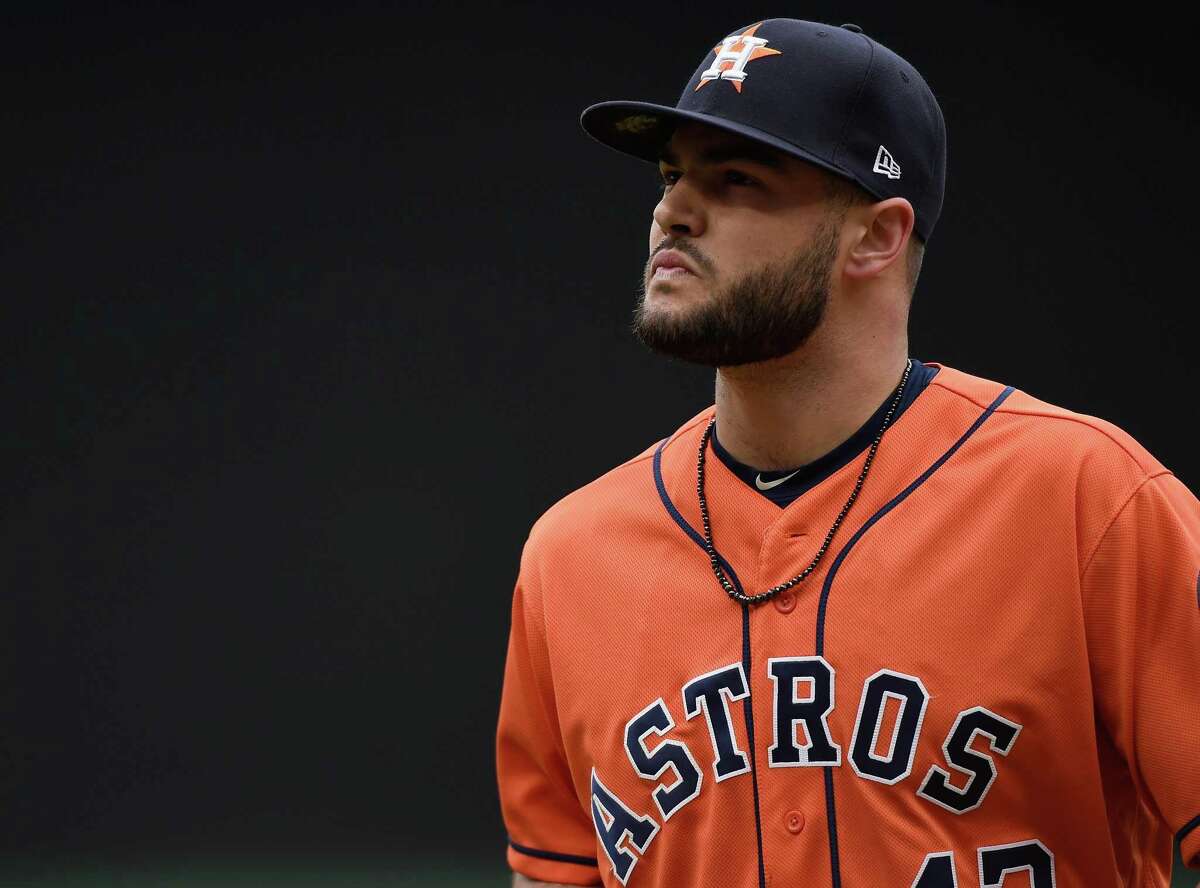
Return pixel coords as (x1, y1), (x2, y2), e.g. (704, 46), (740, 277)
(651, 249), (697, 275)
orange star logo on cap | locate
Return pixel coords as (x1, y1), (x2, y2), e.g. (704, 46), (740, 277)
(696, 22), (782, 93)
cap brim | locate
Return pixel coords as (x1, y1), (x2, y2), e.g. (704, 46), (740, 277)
(579, 99), (857, 187)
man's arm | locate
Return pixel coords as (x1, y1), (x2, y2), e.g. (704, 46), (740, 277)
(498, 550), (605, 886)
(1081, 471), (1200, 869)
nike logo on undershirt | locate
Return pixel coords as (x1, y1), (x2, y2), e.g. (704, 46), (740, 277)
(755, 469), (803, 491)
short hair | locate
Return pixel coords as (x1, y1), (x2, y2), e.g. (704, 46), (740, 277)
(821, 174), (925, 302)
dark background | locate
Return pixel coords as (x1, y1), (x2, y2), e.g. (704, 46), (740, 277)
(4, 0), (1197, 882)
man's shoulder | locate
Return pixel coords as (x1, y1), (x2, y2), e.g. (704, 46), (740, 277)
(929, 362), (1167, 478)
(524, 406), (712, 556)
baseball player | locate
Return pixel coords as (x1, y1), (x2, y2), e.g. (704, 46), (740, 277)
(495, 18), (1200, 887)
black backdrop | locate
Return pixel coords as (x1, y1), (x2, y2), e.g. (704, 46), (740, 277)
(4, 0), (1197, 874)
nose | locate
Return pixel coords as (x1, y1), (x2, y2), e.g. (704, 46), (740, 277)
(652, 178), (706, 237)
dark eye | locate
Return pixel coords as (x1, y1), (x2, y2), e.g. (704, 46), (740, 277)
(657, 168), (757, 192)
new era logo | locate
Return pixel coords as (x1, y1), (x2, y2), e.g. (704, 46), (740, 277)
(873, 145), (901, 179)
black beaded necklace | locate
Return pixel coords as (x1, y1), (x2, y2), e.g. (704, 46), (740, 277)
(697, 358), (913, 606)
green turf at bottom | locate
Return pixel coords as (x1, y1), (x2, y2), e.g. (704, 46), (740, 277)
(0, 862), (503, 888)
(1, 854), (1194, 887)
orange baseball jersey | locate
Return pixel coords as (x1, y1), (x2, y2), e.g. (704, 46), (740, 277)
(495, 361), (1200, 886)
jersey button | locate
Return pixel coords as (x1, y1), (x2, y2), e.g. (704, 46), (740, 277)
(785, 810), (805, 834)
(774, 591), (796, 614)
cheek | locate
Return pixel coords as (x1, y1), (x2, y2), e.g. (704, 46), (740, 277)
(727, 229), (805, 273)
(728, 224), (781, 260)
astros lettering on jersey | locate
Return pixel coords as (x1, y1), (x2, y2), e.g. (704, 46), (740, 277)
(495, 362), (1200, 886)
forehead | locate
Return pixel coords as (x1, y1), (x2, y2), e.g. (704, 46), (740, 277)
(657, 122), (790, 170)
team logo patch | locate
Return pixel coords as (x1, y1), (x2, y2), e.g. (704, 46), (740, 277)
(696, 22), (782, 93)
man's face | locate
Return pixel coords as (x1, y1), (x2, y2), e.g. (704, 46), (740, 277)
(633, 121), (846, 368)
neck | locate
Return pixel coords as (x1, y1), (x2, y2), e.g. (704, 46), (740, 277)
(713, 335), (910, 472)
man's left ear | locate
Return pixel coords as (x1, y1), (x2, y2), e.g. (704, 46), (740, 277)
(843, 198), (915, 280)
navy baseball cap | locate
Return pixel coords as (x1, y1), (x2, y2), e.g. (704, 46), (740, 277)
(579, 19), (947, 243)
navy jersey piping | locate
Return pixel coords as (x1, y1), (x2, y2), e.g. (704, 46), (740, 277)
(653, 440), (768, 888)
(508, 839), (598, 868)
(815, 384), (1014, 887)
(814, 385), (1016, 655)
(1180, 813), (1200, 853)
(742, 603), (768, 888)
(711, 360), (940, 508)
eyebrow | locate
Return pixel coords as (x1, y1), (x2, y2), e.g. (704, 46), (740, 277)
(657, 142), (786, 171)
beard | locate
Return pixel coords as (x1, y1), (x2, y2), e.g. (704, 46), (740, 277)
(631, 212), (841, 368)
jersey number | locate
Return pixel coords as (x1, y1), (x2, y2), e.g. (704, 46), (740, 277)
(911, 840), (1054, 887)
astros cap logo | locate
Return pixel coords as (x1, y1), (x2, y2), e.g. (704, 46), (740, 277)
(696, 22), (782, 93)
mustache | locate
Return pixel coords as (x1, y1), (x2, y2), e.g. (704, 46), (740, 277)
(649, 243), (707, 274)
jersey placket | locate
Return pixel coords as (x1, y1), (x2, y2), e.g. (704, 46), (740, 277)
(748, 474), (859, 887)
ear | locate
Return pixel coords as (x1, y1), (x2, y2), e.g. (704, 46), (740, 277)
(843, 198), (915, 282)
